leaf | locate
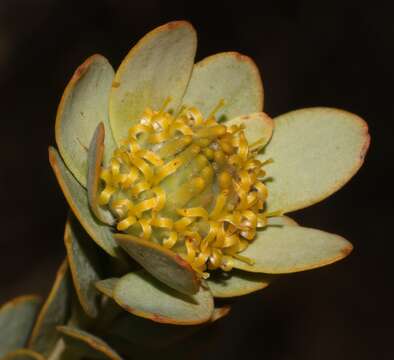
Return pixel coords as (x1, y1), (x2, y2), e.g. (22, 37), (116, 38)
(57, 326), (122, 360)
(49, 147), (121, 258)
(113, 270), (214, 325)
(267, 215), (299, 226)
(55, 54), (116, 186)
(87, 123), (115, 225)
(115, 234), (199, 295)
(3, 349), (45, 360)
(0, 295), (41, 357)
(232, 225), (353, 273)
(95, 278), (119, 298)
(207, 270), (271, 298)
(262, 107), (370, 213)
(28, 260), (71, 356)
(109, 21), (197, 144)
(225, 112), (273, 150)
(182, 51), (263, 121)
(64, 215), (104, 318)
(108, 304), (230, 349)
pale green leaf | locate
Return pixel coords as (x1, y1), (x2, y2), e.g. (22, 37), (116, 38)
(232, 225), (353, 273)
(28, 260), (71, 356)
(108, 304), (229, 349)
(262, 107), (370, 213)
(267, 215), (299, 226)
(109, 21), (197, 144)
(95, 278), (119, 298)
(55, 54), (116, 187)
(113, 270), (214, 325)
(64, 215), (103, 318)
(207, 270), (271, 298)
(49, 147), (120, 258)
(225, 112), (273, 150)
(182, 52), (263, 121)
(87, 123), (115, 225)
(115, 234), (200, 295)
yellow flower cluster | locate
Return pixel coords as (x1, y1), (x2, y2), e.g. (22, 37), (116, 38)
(98, 100), (274, 277)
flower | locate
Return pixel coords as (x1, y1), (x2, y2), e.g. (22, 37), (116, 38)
(48, 21), (370, 326)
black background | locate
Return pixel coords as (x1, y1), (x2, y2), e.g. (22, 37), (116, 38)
(0, 1), (392, 359)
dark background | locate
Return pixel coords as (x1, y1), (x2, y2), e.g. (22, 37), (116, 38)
(0, 1), (392, 359)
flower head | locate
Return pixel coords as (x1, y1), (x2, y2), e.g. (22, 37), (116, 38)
(49, 21), (370, 325)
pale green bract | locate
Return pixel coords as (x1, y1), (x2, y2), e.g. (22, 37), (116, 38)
(1, 21), (369, 359)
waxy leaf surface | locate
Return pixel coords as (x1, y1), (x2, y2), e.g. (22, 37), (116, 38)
(233, 225), (353, 273)
(28, 261), (71, 356)
(113, 270), (214, 325)
(58, 326), (122, 360)
(87, 123), (115, 225)
(55, 54), (116, 186)
(225, 112), (273, 149)
(115, 234), (200, 295)
(183, 52), (263, 121)
(110, 21), (197, 143)
(207, 270), (271, 298)
(263, 107), (370, 213)
(49, 147), (120, 258)
(64, 215), (103, 318)
(0, 296), (41, 357)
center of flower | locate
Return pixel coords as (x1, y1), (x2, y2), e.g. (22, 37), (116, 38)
(98, 99), (273, 278)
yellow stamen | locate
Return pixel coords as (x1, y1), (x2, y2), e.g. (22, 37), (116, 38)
(129, 124), (152, 139)
(233, 253), (255, 266)
(139, 149), (163, 166)
(176, 207), (209, 219)
(156, 135), (193, 158)
(153, 156), (184, 185)
(152, 186), (166, 212)
(132, 197), (157, 217)
(174, 217), (195, 232)
(207, 99), (225, 120)
(150, 217), (173, 229)
(139, 218), (152, 239)
(159, 96), (172, 113)
(195, 125), (226, 139)
(129, 155), (153, 182)
(170, 120), (194, 136)
(130, 180), (150, 196)
(117, 215), (137, 231)
(210, 190), (229, 219)
(163, 231), (177, 249)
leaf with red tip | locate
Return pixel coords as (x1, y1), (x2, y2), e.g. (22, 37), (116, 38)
(233, 225), (353, 274)
(110, 21), (197, 144)
(87, 123), (115, 225)
(113, 270), (213, 325)
(225, 112), (273, 150)
(115, 233), (200, 295)
(207, 270), (272, 298)
(55, 54), (116, 187)
(58, 326), (122, 360)
(64, 215), (103, 318)
(3, 349), (45, 360)
(0, 295), (41, 357)
(262, 107), (370, 213)
(49, 147), (120, 258)
(183, 51), (264, 120)
(28, 260), (71, 356)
